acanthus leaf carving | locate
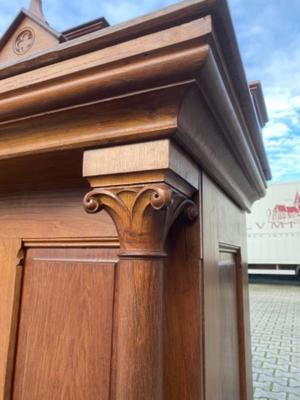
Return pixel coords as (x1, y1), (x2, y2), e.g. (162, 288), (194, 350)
(83, 183), (198, 256)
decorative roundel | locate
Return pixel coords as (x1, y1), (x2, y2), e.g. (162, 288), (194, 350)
(14, 28), (35, 55)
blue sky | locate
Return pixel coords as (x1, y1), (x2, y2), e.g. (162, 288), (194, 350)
(0, 0), (299, 183)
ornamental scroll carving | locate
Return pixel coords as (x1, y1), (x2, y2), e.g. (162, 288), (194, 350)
(14, 28), (35, 55)
(83, 184), (198, 256)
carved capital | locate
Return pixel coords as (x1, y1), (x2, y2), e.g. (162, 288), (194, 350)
(83, 184), (198, 257)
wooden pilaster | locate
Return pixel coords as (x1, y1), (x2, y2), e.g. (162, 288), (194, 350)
(83, 184), (198, 399)
(83, 141), (198, 399)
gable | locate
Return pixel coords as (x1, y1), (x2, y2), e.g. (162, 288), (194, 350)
(0, 14), (60, 65)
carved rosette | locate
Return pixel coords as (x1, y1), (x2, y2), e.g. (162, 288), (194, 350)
(14, 28), (35, 55)
(83, 183), (198, 256)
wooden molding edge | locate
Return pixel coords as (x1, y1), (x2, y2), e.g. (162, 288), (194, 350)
(249, 81), (268, 128)
(177, 84), (265, 212)
(22, 237), (120, 248)
(0, 0), (215, 79)
(0, 239), (23, 400)
(0, 19), (210, 123)
(0, 82), (189, 160)
(197, 51), (266, 197)
(0, 1), (269, 212)
(83, 139), (199, 195)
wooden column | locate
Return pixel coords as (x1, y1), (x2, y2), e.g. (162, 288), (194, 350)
(82, 140), (199, 399)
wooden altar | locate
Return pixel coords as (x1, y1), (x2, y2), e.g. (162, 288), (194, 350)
(0, 0), (270, 399)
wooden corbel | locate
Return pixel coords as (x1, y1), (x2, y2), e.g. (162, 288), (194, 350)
(83, 183), (197, 258)
(83, 139), (198, 255)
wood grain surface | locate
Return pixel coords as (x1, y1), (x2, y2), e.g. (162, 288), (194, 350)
(13, 247), (118, 400)
(202, 173), (253, 400)
(111, 258), (164, 400)
(0, 187), (116, 240)
(0, 239), (22, 400)
(0, 150), (117, 240)
(218, 251), (240, 400)
(83, 178), (199, 399)
(164, 198), (204, 400)
(0, 0), (268, 397)
(0, 83), (187, 161)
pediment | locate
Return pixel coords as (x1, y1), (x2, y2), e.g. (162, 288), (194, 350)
(0, 9), (62, 65)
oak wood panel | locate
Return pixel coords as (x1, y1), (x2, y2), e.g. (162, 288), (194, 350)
(0, 150), (84, 190)
(13, 247), (118, 400)
(202, 173), (253, 400)
(0, 187), (116, 239)
(0, 239), (22, 400)
(218, 251), (240, 400)
(111, 258), (164, 400)
(216, 180), (253, 398)
(236, 247), (252, 400)
(0, 150), (117, 240)
(164, 204), (204, 400)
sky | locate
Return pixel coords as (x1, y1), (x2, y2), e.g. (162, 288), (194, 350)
(0, 0), (299, 183)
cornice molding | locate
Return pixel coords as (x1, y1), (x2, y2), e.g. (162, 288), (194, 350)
(177, 86), (261, 211)
(195, 51), (266, 197)
(0, 0), (270, 211)
(0, 18), (210, 122)
(0, 0), (215, 79)
(249, 81), (269, 128)
(0, 83), (189, 159)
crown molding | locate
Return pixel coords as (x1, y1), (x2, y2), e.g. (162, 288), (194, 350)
(0, 0), (215, 78)
(0, 0), (270, 211)
(0, 18), (210, 122)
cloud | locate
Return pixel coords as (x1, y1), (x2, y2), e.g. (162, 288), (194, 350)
(263, 122), (290, 139)
(263, 132), (300, 181)
(229, 0), (300, 183)
(0, 0), (178, 34)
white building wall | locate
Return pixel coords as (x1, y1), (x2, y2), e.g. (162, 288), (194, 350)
(247, 181), (300, 265)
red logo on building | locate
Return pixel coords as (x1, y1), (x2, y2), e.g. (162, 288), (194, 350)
(270, 192), (300, 222)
